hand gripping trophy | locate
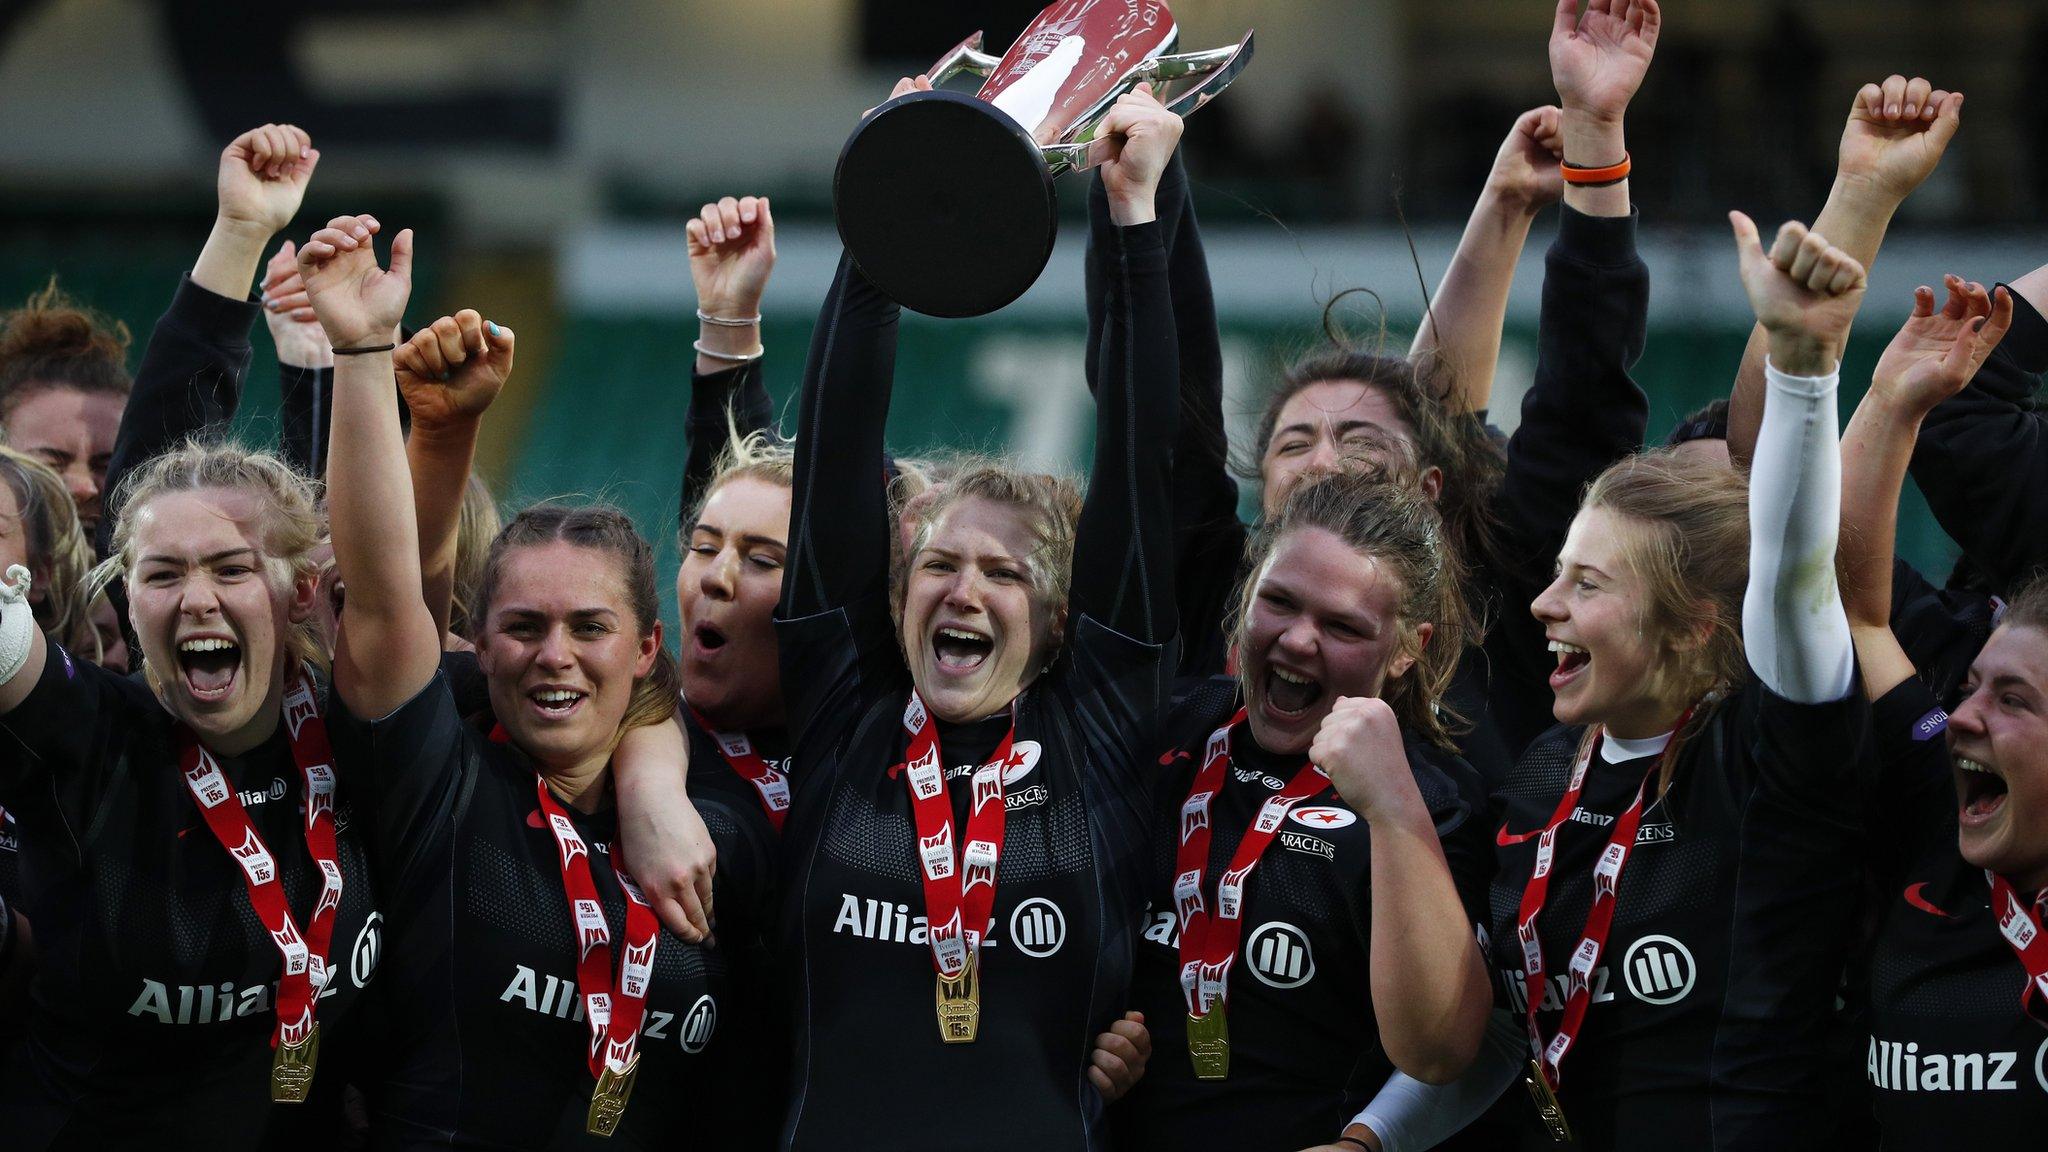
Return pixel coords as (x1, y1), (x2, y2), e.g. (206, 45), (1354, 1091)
(835, 0), (1253, 317)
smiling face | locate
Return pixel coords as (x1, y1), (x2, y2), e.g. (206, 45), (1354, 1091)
(678, 476), (790, 732)
(479, 540), (660, 776)
(1531, 507), (1700, 740)
(1260, 380), (1439, 517)
(900, 496), (1061, 724)
(127, 488), (315, 754)
(1948, 624), (2048, 890)
(1239, 527), (1424, 756)
(4, 385), (123, 537)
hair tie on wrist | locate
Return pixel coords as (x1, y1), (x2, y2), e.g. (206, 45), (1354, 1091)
(331, 342), (397, 356)
(1562, 152), (1631, 187)
(693, 339), (763, 364)
(696, 308), (762, 327)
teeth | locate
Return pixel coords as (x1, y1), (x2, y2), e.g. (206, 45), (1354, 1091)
(1956, 757), (1998, 776)
(1272, 667), (1312, 685)
(179, 638), (237, 653)
(1548, 640), (1588, 656)
(534, 690), (583, 704)
(938, 627), (988, 643)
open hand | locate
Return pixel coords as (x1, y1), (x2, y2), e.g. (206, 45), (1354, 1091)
(217, 124), (319, 238)
(1730, 213), (1867, 376)
(298, 214), (414, 351)
(393, 309), (516, 429)
(1837, 77), (1962, 205)
(1870, 278), (2013, 416)
(1549, 0), (1660, 126)
(687, 196), (777, 319)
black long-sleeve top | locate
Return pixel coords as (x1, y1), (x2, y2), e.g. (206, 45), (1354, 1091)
(770, 226), (1178, 1151)
(679, 359), (776, 523)
(1910, 286), (2048, 593)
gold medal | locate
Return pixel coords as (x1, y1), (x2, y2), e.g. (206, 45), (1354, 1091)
(587, 1053), (641, 1137)
(270, 1022), (320, 1103)
(1186, 1010), (1230, 1080)
(935, 963), (980, 1044)
(1524, 1059), (1574, 1143)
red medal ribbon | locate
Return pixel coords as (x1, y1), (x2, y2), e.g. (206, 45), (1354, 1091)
(1171, 709), (1329, 1018)
(1507, 711), (1693, 1091)
(687, 707), (789, 831)
(1984, 871), (2048, 1031)
(900, 690), (1016, 982)
(176, 669), (345, 1057)
(532, 777), (663, 1080)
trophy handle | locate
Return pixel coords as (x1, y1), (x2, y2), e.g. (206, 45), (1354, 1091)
(1043, 29), (1255, 176)
(926, 32), (1002, 86)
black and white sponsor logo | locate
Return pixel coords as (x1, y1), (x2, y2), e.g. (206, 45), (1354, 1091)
(1500, 965), (1616, 1013)
(1565, 809), (1675, 845)
(499, 966), (718, 1051)
(127, 961), (355, 1024)
(941, 742), (1049, 810)
(830, 892), (1064, 957)
(240, 777), (289, 809)
(1009, 897), (1065, 957)
(1621, 935), (1695, 1005)
(1278, 830), (1335, 860)
(1244, 921), (1315, 989)
(679, 993), (718, 1054)
(0, 804), (16, 854)
(351, 911), (383, 989)
(1233, 766), (1287, 790)
(1866, 1034), (2048, 1094)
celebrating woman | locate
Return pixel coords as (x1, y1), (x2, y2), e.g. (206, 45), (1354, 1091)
(1114, 472), (1493, 1151)
(302, 214), (774, 1148)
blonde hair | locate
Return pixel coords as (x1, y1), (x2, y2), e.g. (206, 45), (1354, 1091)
(1581, 449), (1752, 760)
(0, 445), (100, 659)
(896, 459), (1084, 621)
(449, 472), (503, 642)
(684, 422), (797, 532)
(1231, 470), (1471, 749)
(475, 503), (679, 742)
(90, 440), (328, 675)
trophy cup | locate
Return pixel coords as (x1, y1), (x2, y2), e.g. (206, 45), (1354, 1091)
(835, 0), (1254, 318)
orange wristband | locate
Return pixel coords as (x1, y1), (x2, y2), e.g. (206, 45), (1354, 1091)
(1562, 153), (1631, 186)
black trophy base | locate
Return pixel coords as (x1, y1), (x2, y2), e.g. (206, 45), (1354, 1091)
(834, 89), (1058, 319)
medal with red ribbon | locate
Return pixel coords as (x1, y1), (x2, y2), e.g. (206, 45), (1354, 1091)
(175, 668), (343, 1104)
(1171, 709), (1329, 1080)
(687, 707), (789, 831)
(1501, 710), (1693, 1143)
(899, 689), (1016, 1044)
(1984, 871), (2048, 1032)
(532, 778), (662, 1137)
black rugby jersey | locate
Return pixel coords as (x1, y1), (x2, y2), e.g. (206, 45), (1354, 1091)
(774, 221), (1176, 1151)
(682, 710), (792, 829)
(0, 637), (380, 1150)
(1483, 680), (1872, 1151)
(1864, 677), (2048, 1145)
(1113, 677), (1493, 1152)
(329, 673), (778, 1150)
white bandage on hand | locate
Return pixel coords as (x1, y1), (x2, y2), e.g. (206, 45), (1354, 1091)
(0, 565), (36, 685)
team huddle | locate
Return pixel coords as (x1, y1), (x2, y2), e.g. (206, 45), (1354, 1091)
(2, 1), (2045, 1149)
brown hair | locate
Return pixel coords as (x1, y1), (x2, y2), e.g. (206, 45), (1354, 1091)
(896, 460), (1084, 624)
(1231, 470), (1471, 749)
(91, 440), (327, 675)
(1581, 448), (1752, 770)
(448, 473), (503, 642)
(2001, 574), (2048, 635)
(474, 503), (679, 738)
(0, 281), (131, 422)
(1244, 306), (1506, 609)
(0, 445), (99, 658)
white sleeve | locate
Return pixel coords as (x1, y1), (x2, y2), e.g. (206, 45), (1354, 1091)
(1741, 360), (1855, 704)
(1353, 1009), (1526, 1152)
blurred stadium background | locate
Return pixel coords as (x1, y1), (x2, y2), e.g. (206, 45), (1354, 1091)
(2, 0), (2042, 633)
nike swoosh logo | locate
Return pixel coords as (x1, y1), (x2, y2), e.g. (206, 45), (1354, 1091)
(1904, 882), (1952, 919)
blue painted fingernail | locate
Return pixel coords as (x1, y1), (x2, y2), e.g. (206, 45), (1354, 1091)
(486, 322), (500, 336)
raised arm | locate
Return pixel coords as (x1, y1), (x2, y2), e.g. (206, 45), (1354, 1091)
(1729, 78), (1962, 466)
(95, 124), (318, 560)
(1411, 105), (1563, 415)
(392, 311), (515, 644)
(682, 196), (777, 520)
(260, 242), (338, 477)
(1911, 270), (2048, 590)
(299, 215), (441, 718)
(1843, 281), (2014, 697)
(1068, 89), (1180, 644)
(1731, 213), (1862, 703)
